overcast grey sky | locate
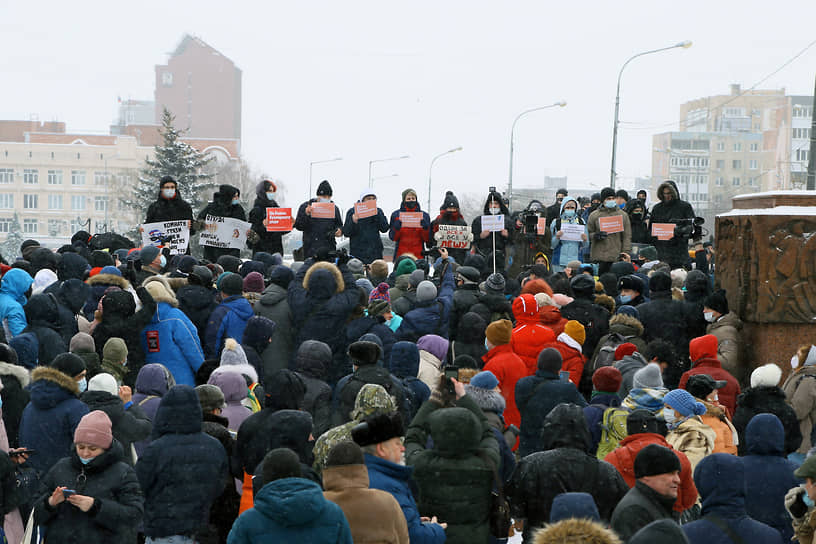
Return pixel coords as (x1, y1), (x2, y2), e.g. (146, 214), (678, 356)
(2, 0), (815, 213)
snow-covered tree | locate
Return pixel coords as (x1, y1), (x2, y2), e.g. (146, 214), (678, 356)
(123, 108), (215, 216)
(1, 213), (25, 261)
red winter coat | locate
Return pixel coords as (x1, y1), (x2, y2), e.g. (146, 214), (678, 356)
(541, 335), (586, 387)
(603, 432), (698, 512)
(680, 335), (741, 416)
(482, 344), (526, 430)
(388, 206), (431, 259)
(539, 305), (567, 337)
(511, 294), (556, 375)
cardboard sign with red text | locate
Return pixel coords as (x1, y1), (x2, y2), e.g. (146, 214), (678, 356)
(651, 223), (675, 241)
(354, 200), (378, 219)
(437, 224), (471, 249)
(266, 208), (293, 232)
(311, 202), (336, 219)
(598, 215), (624, 234)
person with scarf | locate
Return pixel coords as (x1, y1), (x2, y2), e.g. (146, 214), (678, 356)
(663, 388), (716, 473)
(388, 188), (431, 260)
(430, 191), (469, 264)
(621, 363), (669, 421)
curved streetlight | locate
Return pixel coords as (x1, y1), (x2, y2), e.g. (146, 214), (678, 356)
(427, 147), (463, 211)
(308, 157), (343, 196)
(610, 40), (692, 189)
(508, 100), (567, 206)
(368, 155), (410, 188)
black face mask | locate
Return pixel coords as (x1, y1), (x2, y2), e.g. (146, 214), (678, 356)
(405, 201), (417, 210)
(631, 212), (643, 221)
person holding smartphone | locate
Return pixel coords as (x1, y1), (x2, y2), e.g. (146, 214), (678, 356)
(34, 411), (143, 543)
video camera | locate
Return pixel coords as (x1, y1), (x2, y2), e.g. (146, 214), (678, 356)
(422, 247), (442, 260)
(674, 217), (705, 241)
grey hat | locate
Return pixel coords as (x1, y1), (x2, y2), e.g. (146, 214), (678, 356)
(191, 265), (213, 286)
(416, 280), (437, 303)
(347, 258), (364, 275)
(196, 384), (225, 413)
(456, 266), (480, 283)
(219, 272), (244, 296)
(485, 273), (505, 293)
(409, 269), (426, 288)
(140, 245), (160, 265)
(633, 363), (664, 389)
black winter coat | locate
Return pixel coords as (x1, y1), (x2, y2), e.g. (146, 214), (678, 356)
(431, 210), (469, 264)
(0, 361), (30, 448)
(470, 193), (514, 257)
(201, 412), (241, 544)
(254, 283), (295, 383)
(52, 279), (90, 347)
(449, 285), (481, 340)
(733, 386), (802, 455)
(469, 292), (513, 327)
(507, 404), (628, 543)
(561, 297), (611, 358)
(637, 290), (690, 364)
(294, 198), (343, 259)
(177, 284), (217, 341)
(135, 385), (227, 539)
(197, 184), (246, 261)
(342, 206), (389, 264)
(611, 481), (676, 542)
(294, 341), (333, 438)
(23, 293), (67, 367)
(248, 191), (288, 256)
(345, 316), (396, 363)
(145, 192), (194, 225)
(80, 390), (152, 465)
(648, 181), (696, 269)
(34, 442), (143, 544)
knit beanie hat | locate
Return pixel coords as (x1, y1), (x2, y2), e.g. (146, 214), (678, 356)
(592, 366), (622, 393)
(140, 245), (160, 266)
(537, 347), (563, 374)
(615, 305), (640, 319)
(751, 363), (782, 388)
(469, 370), (499, 390)
(394, 258), (417, 277)
(570, 274), (596, 298)
(686, 374), (726, 400)
(69, 332), (95, 353)
(102, 337), (128, 365)
(563, 320), (586, 345)
(401, 188), (417, 201)
(88, 373), (119, 396)
(369, 260), (388, 279)
(664, 388), (707, 417)
(369, 282), (390, 304)
(485, 273), (506, 294)
(316, 180), (333, 196)
(262, 448), (302, 485)
(74, 410), (113, 449)
(51, 352), (86, 379)
(416, 280), (437, 303)
(453, 354), (479, 370)
(600, 187), (616, 201)
(196, 384), (226, 412)
(549, 492), (601, 523)
(357, 279), (374, 299)
(348, 341), (382, 366)
(243, 271), (265, 294)
(614, 342), (638, 361)
(485, 319), (512, 346)
(633, 363), (663, 389)
(220, 272), (244, 296)
(409, 269), (426, 288)
(220, 338), (249, 366)
(191, 265), (214, 287)
(347, 258), (364, 276)
(100, 265), (122, 277)
(704, 289), (729, 315)
(266, 265), (293, 289)
(634, 444), (681, 478)
(648, 271), (672, 294)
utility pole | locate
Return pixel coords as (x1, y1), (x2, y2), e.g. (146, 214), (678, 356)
(807, 74), (816, 190)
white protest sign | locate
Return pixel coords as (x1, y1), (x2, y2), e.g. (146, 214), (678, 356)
(141, 221), (190, 255)
(437, 224), (472, 249)
(480, 214), (504, 233)
(560, 223), (585, 242)
(199, 215), (252, 249)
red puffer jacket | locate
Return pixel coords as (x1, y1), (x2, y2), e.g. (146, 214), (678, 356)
(540, 334), (586, 387)
(511, 294), (556, 375)
(482, 343), (527, 430)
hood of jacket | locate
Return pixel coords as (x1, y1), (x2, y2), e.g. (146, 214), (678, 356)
(350, 383), (397, 421)
(464, 385), (506, 415)
(135, 363), (174, 396)
(295, 340), (331, 380)
(627, 519), (687, 544)
(532, 518), (622, 544)
(266, 409), (314, 464)
(58, 279), (91, 314)
(744, 412), (785, 457)
(417, 334), (449, 362)
(214, 184), (240, 204)
(389, 341), (420, 379)
(142, 276), (178, 307)
(695, 453), (745, 516)
(24, 293), (61, 328)
(683, 269), (710, 298)
(559, 196), (581, 216)
(737, 385), (787, 412)
(208, 369), (249, 404)
(303, 261), (344, 299)
(57, 252), (90, 282)
(322, 463), (369, 493)
(689, 334), (719, 363)
(711, 311), (742, 331)
(657, 180), (681, 204)
(608, 314), (644, 337)
(86, 272), (131, 290)
(81, 390), (125, 422)
(0, 268), (33, 304)
(0, 360), (30, 387)
(254, 179), (276, 202)
(457, 312), (487, 344)
(513, 293), (539, 323)
(243, 316), (277, 352)
(28, 366), (79, 408)
(254, 477), (328, 526)
(429, 406), (482, 457)
(540, 403), (593, 453)
(616, 352), (648, 375)
(259, 282), (288, 306)
(152, 385), (202, 437)
(482, 191), (510, 215)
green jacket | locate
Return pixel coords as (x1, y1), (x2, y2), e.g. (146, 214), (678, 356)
(587, 206), (632, 263)
(405, 395), (499, 544)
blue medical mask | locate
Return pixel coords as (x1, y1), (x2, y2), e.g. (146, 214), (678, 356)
(805, 492), (815, 508)
(78, 377), (87, 393)
(604, 200), (617, 209)
(562, 209), (576, 218)
(619, 294), (632, 304)
(662, 409), (677, 425)
(484, 340), (490, 351)
(266, 192), (276, 200)
(160, 255), (167, 268)
(619, 203), (625, 209)
(318, 197), (331, 203)
(232, 198), (240, 206)
(79, 456), (94, 465)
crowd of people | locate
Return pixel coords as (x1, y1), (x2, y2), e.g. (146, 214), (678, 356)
(0, 175), (809, 544)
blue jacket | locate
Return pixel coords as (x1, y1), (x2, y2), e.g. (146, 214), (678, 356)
(19, 366), (89, 474)
(365, 453), (446, 544)
(583, 393), (622, 454)
(343, 205), (390, 264)
(742, 414), (800, 542)
(204, 295), (254, 359)
(227, 477), (352, 544)
(550, 197), (587, 268)
(389, 341), (430, 419)
(141, 301), (205, 386)
(515, 369), (587, 457)
(682, 453), (784, 544)
(136, 385), (228, 538)
(0, 268), (33, 337)
(395, 262), (455, 341)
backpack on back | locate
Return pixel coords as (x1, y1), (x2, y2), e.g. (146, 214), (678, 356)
(596, 405), (630, 459)
(592, 332), (634, 372)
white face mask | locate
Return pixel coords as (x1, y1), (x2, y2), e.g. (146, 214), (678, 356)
(162, 188), (176, 199)
(489, 207), (500, 215)
(704, 312), (716, 323)
(663, 409), (677, 425)
(266, 192), (276, 200)
(318, 197), (331, 203)
(791, 354), (800, 370)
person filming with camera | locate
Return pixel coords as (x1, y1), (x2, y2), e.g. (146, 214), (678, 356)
(649, 180), (698, 269)
(508, 200), (552, 279)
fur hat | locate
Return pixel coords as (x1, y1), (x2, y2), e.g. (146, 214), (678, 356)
(196, 384), (225, 412)
(618, 275), (644, 294)
(191, 265), (213, 286)
(469, 370), (499, 390)
(88, 373), (119, 396)
(102, 337), (128, 365)
(648, 271), (672, 294)
(69, 332), (95, 353)
(633, 363), (663, 389)
(74, 410), (113, 450)
(51, 352), (86, 379)
(243, 271), (265, 294)
(704, 289), (729, 315)
(538, 347), (563, 374)
(614, 343), (638, 361)
(592, 366), (622, 393)
(219, 272), (244, 296)
(316, 180), (333, 196)
(570, 274), (596, 298)
(563, 320), (586, 345)
(634, 444), (681, 478)
(664, 388), (706, 417)
(351, 412), (405, 446)
(485, 319), (512, 346)
(600, 187), (616, 201)
(143, 276), (178, 306)
(416, 280), (437, 303)
(750, 363), (782, 388)
(140, 245), (160, 265)
(348, 341), (382, 366)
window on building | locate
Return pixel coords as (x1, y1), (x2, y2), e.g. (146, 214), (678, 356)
(0, 218), (10, 233)
(23, 194), (38, 209)
(23, 219), (38, 234)
(750, 142), (759, 152)
(732, 177), (741, 186)
(716, 177), (724, 186)
(48, 219), (64, 236)
(48, 195), (63, 210)
(94, 196), (108, 212)
(749, 159), (758, 170)
(71, 195), (85, 211)
(793, 105), (813, 118)
(732, 160), (742, 169)
(797, 149), (811, 162)
(94, 171), (106, 185)
(47, 170), (63, 185)
(793, 128), (811, 140)
(0, 195), (12, 209)
(716, 159), (725, 169)
(724, 107), (747, 117)
(23, 169), (38, 184)
(716, 142), (725, 152)
(0, 169), (13, 184)
(71, 170), (86, 186)
(749, 177), (758, 186)
(733, 143), (742, 152)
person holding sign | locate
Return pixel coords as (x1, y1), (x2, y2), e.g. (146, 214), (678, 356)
(430, 191), (469, 264)
(587, 187), (632, 275)
(294, 180), (343, 260)
(145, 176), (194, 232)
(625, 198), (651, 244)
(248, 179), (291, 256)
(470, 190), (513, 273)
(388, 188), (431, 260)
(196, 184), (247, 262)
(342, 190), (389, 264)
(649, 180), (697, 269)
(551, 196), (588, 273)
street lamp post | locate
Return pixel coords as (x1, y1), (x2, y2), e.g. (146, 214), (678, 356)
(427, 147), (463, 211)
(368, 155), (410, 188)
(610, 40), (692, 189)
(508, 101), (567, 207)
(308, 157), (343, 197)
